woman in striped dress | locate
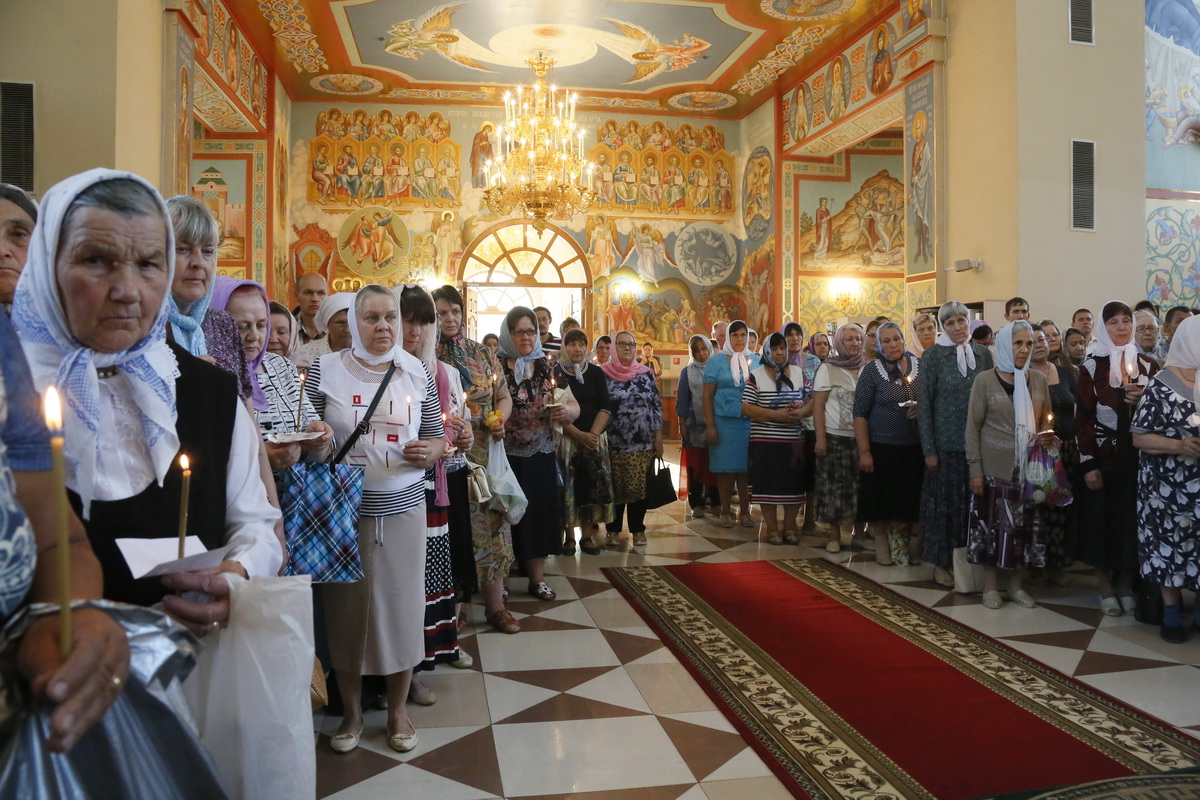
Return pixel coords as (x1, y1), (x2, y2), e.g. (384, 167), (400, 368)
(742, 332), (812, 544)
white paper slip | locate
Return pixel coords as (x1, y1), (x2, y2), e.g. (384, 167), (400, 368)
(265, 430), (323, 444)
(116, 537), (238, 579)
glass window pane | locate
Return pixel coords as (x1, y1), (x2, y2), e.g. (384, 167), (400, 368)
(496, 225), (524, 249)
(532, 260), (560, 282)
(560, 260), (587, 284)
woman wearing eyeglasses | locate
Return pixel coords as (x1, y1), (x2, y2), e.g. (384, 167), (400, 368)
(496, 307), (580, 601)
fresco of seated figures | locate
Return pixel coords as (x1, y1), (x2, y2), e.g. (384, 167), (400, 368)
(588, 119), (734, 219)
(309, 107), (462, 210)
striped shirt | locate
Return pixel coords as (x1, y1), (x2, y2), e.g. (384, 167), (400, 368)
(307, 353), (444, 516)
(743, 365), (808, 442)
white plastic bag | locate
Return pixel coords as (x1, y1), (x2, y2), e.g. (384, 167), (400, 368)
(182, 574), (316, 800)
(487, 437), (528, 525)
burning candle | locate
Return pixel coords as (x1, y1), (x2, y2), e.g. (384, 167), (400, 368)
(178, 454), (191, 558)
(295, 369), (308, 430)
(43, 387), (71, 655)
(407, 395), (413, 426)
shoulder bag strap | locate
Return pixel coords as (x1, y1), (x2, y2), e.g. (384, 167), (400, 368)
(332, 361), (398, 465)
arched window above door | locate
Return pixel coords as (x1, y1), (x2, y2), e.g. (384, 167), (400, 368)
(459, 220), (591, 287)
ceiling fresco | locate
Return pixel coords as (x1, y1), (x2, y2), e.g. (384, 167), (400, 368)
(228, 0), (895, 117)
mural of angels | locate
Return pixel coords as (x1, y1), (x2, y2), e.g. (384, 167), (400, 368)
(623, 223), (675, 283)
(340, 209), (409, 276)
(586, 214), (623, 278)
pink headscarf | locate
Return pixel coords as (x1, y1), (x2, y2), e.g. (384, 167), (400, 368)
(210, 276), (270, 411)
(600, 331), (652, 382)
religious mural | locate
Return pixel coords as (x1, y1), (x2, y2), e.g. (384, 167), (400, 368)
(742, 146), (774, 239)
(337, 207), (411, 277)
(587, 119), (734, 219)
(796, 166), (904, 270)
(308, 108), (463, 209)
(1144, 199), (1200, 309)
(1145, 2), (1200, 192)
(905, 71), (934, 274)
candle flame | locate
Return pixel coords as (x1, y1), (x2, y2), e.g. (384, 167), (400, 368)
(43, 387), (62, 432)
(179, 454), (189, 471)
(298, 369), (307, 385)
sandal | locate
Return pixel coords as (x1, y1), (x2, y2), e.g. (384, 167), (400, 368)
(932, 567), (955, 589)
(766, 530), (784, 546)
(529, 581), (557, 601)
(455, 607), (468, 633)
(487, 609), (521, 634)
(720, 514), (735, 529)
(740, 515), (756, 529)
(580, 536), (601, 555)
(1100, 596), (1123, 616)
(982, 591), (1004, 610)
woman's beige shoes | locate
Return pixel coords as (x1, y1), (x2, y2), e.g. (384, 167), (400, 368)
(330, 725), (363, 753)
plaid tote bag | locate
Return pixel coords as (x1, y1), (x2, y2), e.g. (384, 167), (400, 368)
(280, 461), (365, 582)
(280, 362), (395, 583)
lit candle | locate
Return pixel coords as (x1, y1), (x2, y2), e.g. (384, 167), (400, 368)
(295, 369), (308, 430)
(407, 395), (413, 426)
(178, 454), (191, 558)
(43, 387), (71, 655)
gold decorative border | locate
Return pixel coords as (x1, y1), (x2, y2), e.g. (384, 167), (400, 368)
(775, 559), (1200, 773)
(612, 565), (934, 800)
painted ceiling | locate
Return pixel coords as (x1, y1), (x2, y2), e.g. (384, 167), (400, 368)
(228, 0), (895, 116)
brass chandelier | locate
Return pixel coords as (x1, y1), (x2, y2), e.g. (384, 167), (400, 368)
(483, 53), (594, 233)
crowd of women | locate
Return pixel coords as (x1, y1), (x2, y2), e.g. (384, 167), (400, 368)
(1, 167), (1200, 793)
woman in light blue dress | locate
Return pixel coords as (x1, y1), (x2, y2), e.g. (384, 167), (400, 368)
(703, 320), (754, 529)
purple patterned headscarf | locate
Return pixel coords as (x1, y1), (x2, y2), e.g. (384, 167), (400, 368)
(210, 276), (270, 411)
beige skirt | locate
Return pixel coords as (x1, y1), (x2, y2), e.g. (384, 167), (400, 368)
(323, 507), (427, 675)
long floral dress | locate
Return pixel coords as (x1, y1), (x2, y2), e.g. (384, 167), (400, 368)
(435, 334), (514, 585)
(1131, 371), (1200, 589)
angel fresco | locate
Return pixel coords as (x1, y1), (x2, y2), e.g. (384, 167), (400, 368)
(586, 214), (622, 278)
(343, 212), (406, 273)
(625, 121), (644, 151)
(384, 4), (492, 71)
(626, 224), (675, 284)
(374, 109), (399, 141)
(426, 112), (449, 144)
(699, 125), (723, 153)
(601, 19), (711, 84)
(402, 111), (424, 142)
(601, 120), (624, 149)
(316, 108), (345, 138)
(676, 123), (697, 153)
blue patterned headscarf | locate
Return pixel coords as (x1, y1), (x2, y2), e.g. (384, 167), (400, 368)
(497, 306), (545, 384)
(13, 168), (178, 518)
(167, 276), (212, 357)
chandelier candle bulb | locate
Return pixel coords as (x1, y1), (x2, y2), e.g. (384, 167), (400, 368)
(178, 454), (191, 559)
(43, 387), (72, 655)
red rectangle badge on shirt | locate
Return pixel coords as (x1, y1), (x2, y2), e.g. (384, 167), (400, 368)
(387, 434), (399, 443)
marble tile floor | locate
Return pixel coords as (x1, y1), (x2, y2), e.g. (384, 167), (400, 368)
(314, 474), (1200, 799)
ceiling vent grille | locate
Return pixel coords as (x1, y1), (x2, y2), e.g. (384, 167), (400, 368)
(1071, 139), (1095, 231)
(1069, 0), (1094, 44)
(0, 82), (34, 192)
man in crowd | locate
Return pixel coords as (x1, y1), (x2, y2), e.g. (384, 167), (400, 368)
(1072, 307), (1094, 346)
(712, 320), (728, 350)
(1004, 296), (1030, 321)
(293, 272), (329, 344)
(535, 305), (560, 356)
(1161, 305), (1191, 358)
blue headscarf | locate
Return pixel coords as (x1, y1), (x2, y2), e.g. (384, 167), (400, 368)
(167, 276), (213, 356)
(14, 168), (178, 518)
(496, 307), (545, 384)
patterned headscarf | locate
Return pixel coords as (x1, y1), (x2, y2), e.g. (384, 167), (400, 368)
(824, 324), (866, 370)
(874, 321), (914, 382)
(497, 306), (545, 383)
(210, 276), (270, 411)
(14, 168), (178, 518)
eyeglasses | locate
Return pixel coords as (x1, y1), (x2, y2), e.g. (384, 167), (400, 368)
(616, 341), (637, 348)
(1135, 326), (1159, 334)
(512, 328), (537, 338)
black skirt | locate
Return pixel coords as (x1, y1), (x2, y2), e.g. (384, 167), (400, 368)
(857, 441), (924, 523)
(509, 451), (563, 561)
(446, 467), (478, 598)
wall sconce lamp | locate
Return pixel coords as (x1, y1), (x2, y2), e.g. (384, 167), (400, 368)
(827, 277), (860, 311)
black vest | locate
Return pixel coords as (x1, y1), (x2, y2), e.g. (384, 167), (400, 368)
(69, 344), (237, 606)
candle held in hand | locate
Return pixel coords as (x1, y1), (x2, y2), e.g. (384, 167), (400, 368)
(407, 395), (413, 426)
(43, 387), (71, 654)
(178, 454), (191, 558)
(295, 369), (308, 430)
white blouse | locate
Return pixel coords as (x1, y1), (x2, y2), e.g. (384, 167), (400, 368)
(94, 375), (283, 579)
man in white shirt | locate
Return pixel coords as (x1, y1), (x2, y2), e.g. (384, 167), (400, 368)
(293, 272), (329, 344)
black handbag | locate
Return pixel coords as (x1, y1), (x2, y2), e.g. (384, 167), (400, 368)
(643, 457), (677, 509)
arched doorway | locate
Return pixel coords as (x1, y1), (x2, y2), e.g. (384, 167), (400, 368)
(457, 220), (592, 340)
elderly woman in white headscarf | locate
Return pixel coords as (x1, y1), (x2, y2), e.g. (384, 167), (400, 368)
(304, 283), (445, 754)
(964, 321), (1052, 610)
(295, 291), (355, 369)
(14, 168), (282, 628)
(704, 319), (754, 528)
(1075, 300), (1158, 616)
(1132, 314), (1200, 643)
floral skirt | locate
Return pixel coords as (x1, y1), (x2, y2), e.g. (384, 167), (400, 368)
(812, 434), (859, 527)
(611, 450), (654, 505)
(966, 476), (1047, 569)
(561, 433), (615, 527)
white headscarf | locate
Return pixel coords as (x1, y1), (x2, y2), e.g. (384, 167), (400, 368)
(995, 321), (1035, 477)
(1164, 314), (1200, 412)
(722, 320), (751, 386)
(315, 291), (355, 335)
(348, 286), (400, 366)
(1089, 300), (1141, 388)
(686, 334), (713, 404)
(935, 329), (977, 377)
(13, 168), (178, 518)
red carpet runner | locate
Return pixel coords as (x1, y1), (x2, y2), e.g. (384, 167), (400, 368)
(604, 560), (1200, 800)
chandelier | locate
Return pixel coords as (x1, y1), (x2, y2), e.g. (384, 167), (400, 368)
(483, 53), (594, 233)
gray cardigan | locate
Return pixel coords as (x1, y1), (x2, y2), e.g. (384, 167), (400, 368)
(964, 368), (1051, 480)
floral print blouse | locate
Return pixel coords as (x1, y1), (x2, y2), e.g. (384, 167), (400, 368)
(503, 357), (557, 458)
(436, 335), (511, 467)
(605, 372), (663, 454)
